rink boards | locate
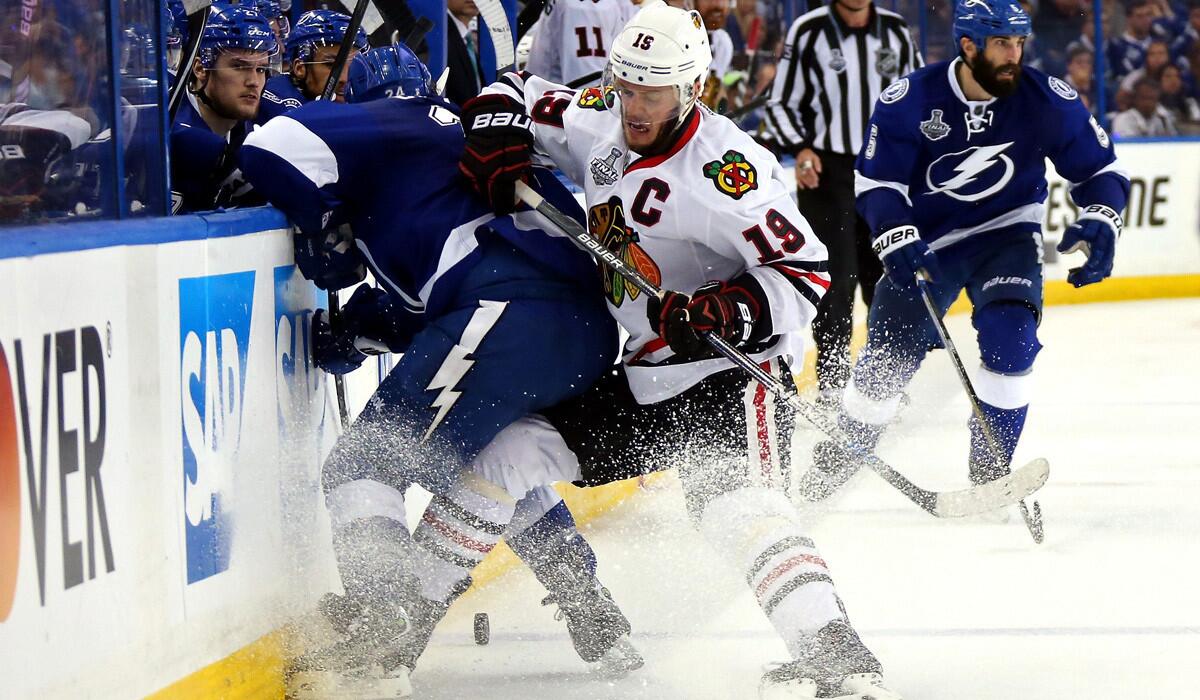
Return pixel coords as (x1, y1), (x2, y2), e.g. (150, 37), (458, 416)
(0, 139), (1197, 698)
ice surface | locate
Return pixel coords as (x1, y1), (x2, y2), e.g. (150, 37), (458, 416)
(410, 299), (1200, 699)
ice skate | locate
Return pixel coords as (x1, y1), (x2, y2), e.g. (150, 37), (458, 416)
(288, 588), (447, 700)
(759, 620), (900, 699)
(540, 564), (643, 675)
(795, 440), (866, 502)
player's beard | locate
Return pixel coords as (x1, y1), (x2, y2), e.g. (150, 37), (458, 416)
(969, 51), (1022, 98)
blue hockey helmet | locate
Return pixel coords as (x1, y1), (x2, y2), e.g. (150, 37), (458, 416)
(285, 10), (370, 64)
(257, 0), (292, 39)
(166, 0), (187, 50)
(953, 0), (1032, 52)
(197, 2), (279, 68)
(344, 44), (433, 103)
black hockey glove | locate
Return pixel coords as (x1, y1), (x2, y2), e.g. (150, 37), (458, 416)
(1057, 204), (1122, 288)
(458, 93), (534, 216)
(312, 285), (417, 375)
(647, 275), (771, 361)
(294, 223), (368, 291)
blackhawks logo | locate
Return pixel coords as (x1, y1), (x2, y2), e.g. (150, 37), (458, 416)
(577, 86), (613, 111)
(703, 150), (759, 200)
(587, 196), (661, 306)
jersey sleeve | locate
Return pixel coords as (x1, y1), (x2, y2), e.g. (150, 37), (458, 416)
(1047, 91), (1131, 213)
(693, 151), (831, 335)
(764, 19), (812, 152)
(523, 4), (560, 83)
(480, 71), (592, 185)
(854, 93), (919, 234)
(238, 103), (355, 235)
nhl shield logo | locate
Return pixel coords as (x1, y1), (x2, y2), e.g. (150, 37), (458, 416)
(590, 147), (622, 186)
(828, 48), (847, 73)
(919, 109), (951, 141)
(703, 150), (759, 200)
(875, 47), (899, 78)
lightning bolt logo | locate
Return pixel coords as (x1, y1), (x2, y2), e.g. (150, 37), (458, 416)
(925, 142), (1015, 202)
(422, 300), (508, 442)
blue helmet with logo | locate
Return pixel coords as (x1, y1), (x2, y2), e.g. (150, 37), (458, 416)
(345, 44), (433, 103)
(257, 0), (292, 39)
(197, 2), (279, 68)
(953, 0), (1032, 52)
(285, 10), (370, 64)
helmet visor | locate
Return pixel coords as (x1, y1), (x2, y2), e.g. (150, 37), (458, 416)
(601, 66), (688, 149)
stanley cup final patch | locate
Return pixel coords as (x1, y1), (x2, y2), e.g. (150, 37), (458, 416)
(590, 147), (622, 186)
(703, 150), (759, 199)
(828, 48), (847, 73)
(919, 109), (951, 141)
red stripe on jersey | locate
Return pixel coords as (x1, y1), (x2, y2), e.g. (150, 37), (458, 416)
(769, 263), (832, 291)
(630, 337), (668, 363)
(625, 109), (702, 175)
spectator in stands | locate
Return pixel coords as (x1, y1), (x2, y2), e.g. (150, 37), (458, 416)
(444, 0), (484, 107)
(1117, 38), (1174, 108)
(1108, 0), (1157, 81)
(1065, 45), (1103, 111)
(1031, 0), (1085, 76)
(1159, 61), (1200, 123)
(1019, 0), (1047, 72)
(695, 0), (734, 109)
(1164, 3), (1200, 64)
(1111, 77), (1179, 135)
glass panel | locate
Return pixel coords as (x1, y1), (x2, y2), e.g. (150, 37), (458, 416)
(119, 0), (169, 216)
(0, 1), (117, 224)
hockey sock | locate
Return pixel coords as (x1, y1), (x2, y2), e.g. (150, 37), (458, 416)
(698, 486), (846, 658)
(507, 497), (599, 591)
(411, 473), (518, 603)
(969, 401), (1029, 482)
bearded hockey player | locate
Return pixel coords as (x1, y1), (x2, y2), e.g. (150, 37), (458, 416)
(799, 0), (1130, 502)
(459, 2), (901, 698)
(239, 43), (638, 697)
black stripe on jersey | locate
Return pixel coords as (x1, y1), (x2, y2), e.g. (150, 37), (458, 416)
(855, 34), (871, 151)
(766, 262), (826, 311)
(770, 20), (808, 145)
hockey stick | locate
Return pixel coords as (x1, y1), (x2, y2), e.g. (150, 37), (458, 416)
(513, 180), (1049, 518)
(915, 273), (1045, 542)
(168, 0), (213, 122)
(724, 93), (768, 120)
(317, 0), (373, 431)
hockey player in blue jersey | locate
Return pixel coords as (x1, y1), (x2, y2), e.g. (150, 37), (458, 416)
(255, 9), (369, 125)
(799, 0), (1130, 501)
(170, 2), (276, 213)
(239, 44), (637, 696)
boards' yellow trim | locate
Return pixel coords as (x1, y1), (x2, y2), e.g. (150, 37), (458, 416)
(149, 274), (1198, 699)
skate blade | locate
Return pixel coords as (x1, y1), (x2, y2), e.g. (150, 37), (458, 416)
(589, 636), (644, 679)
(288, 666), (412, 700)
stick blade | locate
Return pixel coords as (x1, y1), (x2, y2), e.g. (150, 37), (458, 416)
(477, 0), (516, 71)
(933, 458), (1050, 518)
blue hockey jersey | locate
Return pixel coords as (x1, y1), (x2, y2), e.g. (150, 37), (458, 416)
(256, 74), (307, 125)
(855, 59), (1129, 250)
(239, 94), (598, 318)
(170, 94), (261, 214)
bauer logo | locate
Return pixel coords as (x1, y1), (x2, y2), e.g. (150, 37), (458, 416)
(179, 271), (255, 584)
(274, 265), (327, 435)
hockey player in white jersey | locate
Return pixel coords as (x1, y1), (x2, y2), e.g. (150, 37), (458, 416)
(525, 0), (637, 85)
(459, 3), (901, 698)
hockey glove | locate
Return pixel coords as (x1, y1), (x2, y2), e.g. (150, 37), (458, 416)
(458, 93), (534, 215)
(294, 223), (368, 291)
(647, 275), (770, 361)
(1057, 204), (1122, 288)
(872, 224), (942, 291)
(312, 286), (417, 374)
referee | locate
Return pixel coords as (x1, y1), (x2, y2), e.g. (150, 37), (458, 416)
(765, 0), (921, 405)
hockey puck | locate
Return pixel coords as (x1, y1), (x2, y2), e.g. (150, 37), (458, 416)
(473, 612), (490, 645)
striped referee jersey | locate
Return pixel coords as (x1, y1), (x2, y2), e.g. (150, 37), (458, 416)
(766, 4), (922, 157)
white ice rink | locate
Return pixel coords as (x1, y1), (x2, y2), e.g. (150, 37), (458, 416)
(409, 298), (1200, 699)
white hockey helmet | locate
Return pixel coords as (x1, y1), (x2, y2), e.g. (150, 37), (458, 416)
(603, 0), (712, 129)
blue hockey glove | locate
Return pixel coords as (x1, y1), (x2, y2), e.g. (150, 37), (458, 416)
(312, 308), (368, 375)
(872, 224), (942, 291)
(294, 223), (368, 291)
(312, 286), (415, 375)
(1057, 204), (1122, 288)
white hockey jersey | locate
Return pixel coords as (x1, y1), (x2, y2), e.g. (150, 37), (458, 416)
(485, 72), (831, 403)
(525, 0), (638, 85)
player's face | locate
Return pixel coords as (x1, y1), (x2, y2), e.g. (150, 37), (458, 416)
(615, 79), (685, 152)
(695, 0), (728, 30)
(202, 49), (270, 120)
(969, 35), (1025, 98)
(296, 44), (359, 102)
